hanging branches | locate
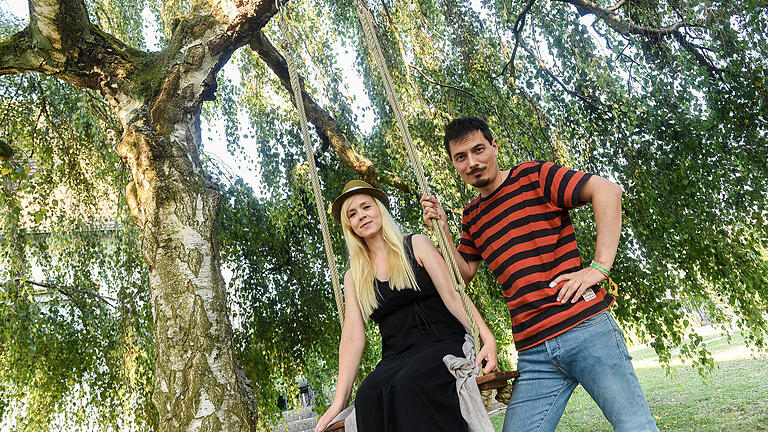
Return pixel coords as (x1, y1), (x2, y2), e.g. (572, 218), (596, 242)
(494, 0), (719, 79)
(3, 279), (118, 309)
(249, 30), (418, 196)
(520, 42), (613, 118)
(409, 64), (478, 99)
(556, 0), (700, 36)
(554, 0), (722, 76)
(494, 0), (537, 78)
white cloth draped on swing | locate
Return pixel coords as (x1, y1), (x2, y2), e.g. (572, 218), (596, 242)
(443, 334), (496, 432)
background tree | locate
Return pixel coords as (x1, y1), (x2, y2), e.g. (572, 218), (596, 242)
(1, 0), (766, 431)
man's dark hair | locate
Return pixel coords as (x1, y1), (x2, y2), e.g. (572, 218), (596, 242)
(443, 116), (494, 159)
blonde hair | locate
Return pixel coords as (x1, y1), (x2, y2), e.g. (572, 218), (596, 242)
(341, 196), (419, 319)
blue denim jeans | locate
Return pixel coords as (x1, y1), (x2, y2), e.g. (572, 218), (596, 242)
(502, 311), (659, 432)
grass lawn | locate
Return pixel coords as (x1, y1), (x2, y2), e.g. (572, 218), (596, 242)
(490, 331), (768, 431)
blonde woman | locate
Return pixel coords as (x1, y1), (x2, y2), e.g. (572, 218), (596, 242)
(314, 180), (498, 432)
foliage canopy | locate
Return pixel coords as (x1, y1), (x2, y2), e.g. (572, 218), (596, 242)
(1, 0), (766, 430)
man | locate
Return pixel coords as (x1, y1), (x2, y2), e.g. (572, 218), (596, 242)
(421, 117), (658, 432)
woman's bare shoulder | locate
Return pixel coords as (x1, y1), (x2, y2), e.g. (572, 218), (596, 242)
(410, 233), (436, 255)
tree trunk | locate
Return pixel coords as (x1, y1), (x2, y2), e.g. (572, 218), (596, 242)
(118, 109), (258, 432)
(110, 18), (264, 432)
(0, 0), (277, 430)
(0, 0), (412, 428)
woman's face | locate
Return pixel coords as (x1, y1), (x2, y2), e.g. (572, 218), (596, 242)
(345, 194), (382, 240)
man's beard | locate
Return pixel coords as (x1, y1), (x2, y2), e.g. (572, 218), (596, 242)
(468, 168), (490, 188)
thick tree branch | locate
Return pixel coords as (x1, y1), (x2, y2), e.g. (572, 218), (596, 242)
(0, 0), (113, 86)
(1, 0), (277, 103)
(555, 0), (699, 36)
(491, 0), (719, 79)
(212, 0), (278, 54)
(249, 30), (416, 196)
(0, 28), (47, 75)
(0, 1), (158, 98)
(605, 0), (626, 12)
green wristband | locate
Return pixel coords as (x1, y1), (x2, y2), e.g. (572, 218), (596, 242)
(590, 261), (611, 276)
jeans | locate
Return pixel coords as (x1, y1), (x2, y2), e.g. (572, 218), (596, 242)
(502, 311), (659, 432)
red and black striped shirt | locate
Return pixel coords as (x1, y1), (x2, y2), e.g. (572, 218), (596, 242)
(458, 161), (615, 350)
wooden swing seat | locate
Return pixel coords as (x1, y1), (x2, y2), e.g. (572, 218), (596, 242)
(324, 370), (519, 431)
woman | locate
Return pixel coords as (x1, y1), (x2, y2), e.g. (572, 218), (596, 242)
(314, 180), (498, 432)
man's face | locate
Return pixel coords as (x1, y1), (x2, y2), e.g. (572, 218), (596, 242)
(448, 130), (499, 189)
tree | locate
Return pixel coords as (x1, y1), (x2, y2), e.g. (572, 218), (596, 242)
(0, 0), (401, 430)
(1, 0), (766, 431)
(0, 1), (279, 430)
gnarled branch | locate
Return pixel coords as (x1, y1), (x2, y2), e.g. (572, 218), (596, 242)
(0, 28), (48, 76)
(249, 30), (417, 196)
(494, 0), (537, 78)
(0, 0), (111, 88)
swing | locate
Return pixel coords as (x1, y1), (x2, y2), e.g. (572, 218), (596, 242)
(275, 1), (518, 430)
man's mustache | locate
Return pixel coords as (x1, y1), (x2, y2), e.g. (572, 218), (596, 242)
(469, 167), (485, 175)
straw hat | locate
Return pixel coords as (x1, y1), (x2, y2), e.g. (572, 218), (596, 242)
(331, 180), (390, 223)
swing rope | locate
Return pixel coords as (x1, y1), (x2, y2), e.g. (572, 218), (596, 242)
(278, 2), (344, 328)
(353, 0), (482, 362)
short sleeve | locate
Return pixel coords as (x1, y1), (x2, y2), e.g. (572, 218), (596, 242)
(458, 215), (482, 263)
(537, 161), (593, 210)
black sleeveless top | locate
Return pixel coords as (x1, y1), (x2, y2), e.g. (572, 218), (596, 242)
(369, 234), (466, 358)
(355, 234), (470, 432)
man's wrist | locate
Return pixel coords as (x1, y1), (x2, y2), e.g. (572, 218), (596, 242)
(590, 260), (611, 275)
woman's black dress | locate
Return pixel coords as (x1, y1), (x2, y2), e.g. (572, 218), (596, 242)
(355, 234), (469, 431)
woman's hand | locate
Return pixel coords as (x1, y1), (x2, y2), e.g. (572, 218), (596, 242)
(476, 337), (498, 374)
(314, 401), (345, 432)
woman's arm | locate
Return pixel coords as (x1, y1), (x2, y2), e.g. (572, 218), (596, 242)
(314, 272), (367, 432)
(412, 234), (498, 374)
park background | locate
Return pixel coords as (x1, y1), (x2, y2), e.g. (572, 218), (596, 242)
(0, 0), (766, 430)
